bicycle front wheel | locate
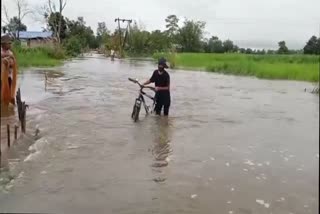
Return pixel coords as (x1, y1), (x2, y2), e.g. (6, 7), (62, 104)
(133, 104), (141, 122)
(131, 99), (141, 122)
(131, 102), (136, 119)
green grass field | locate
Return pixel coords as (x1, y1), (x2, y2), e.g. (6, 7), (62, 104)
(13, 47), (65, 68)
(153, 53), (319, 82)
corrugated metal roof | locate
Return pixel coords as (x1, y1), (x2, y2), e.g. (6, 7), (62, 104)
(17, 31), (53, 39)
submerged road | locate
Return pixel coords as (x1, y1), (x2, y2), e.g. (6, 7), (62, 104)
(0, 54), (318, 214)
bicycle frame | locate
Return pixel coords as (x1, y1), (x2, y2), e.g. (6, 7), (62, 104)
(129, 78), (156, 115)
(137, 88), (155, 114)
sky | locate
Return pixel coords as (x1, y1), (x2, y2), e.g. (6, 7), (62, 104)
(3, 0), (320, 49)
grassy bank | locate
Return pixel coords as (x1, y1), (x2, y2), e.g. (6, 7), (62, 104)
(153, 53), (319, 82)
(13, 47), (65, 68)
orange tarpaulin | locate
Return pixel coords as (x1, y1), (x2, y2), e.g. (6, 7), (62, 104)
(1, 56), (18, 106)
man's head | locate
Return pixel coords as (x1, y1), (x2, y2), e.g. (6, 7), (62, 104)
(1, 35), (12, 50)
(158, 57), (168, 72)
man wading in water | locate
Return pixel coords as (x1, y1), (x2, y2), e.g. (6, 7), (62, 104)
(143, 58), (171, 116)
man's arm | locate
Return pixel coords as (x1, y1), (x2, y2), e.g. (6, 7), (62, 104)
(143, 71), (156, 85)
(143, 79), (151, 85)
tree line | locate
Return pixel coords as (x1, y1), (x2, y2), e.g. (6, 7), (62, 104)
(92, 15), (320, 56)
(1, 1), (319, 56)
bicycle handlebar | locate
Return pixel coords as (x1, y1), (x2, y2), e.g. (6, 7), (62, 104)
(128, 78), (138, 84)
(128, 78), (155, 92)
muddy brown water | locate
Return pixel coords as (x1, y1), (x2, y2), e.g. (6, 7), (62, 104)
(0, 54), (319, 213)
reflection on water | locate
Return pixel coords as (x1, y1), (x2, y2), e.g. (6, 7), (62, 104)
(45, 71), (65, 93)
(0, 104), (18, 172)
(150, 117), (173, 183)
(151, 117), (172, 168)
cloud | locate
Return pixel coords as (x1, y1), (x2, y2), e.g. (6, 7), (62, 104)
(3, 0), (320, 48)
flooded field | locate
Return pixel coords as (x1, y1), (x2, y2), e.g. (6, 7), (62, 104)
(0, 54), (318, 214)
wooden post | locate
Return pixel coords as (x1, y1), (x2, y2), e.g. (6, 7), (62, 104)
(21, 102), (27, 133)
(7, 124), (11, 148)
(45, 73), (48, 91)
(16, 88), (22, 121)
(16, 88), (27, 133)
(0, 143), (2, 168)
(14, 125), (18, 140)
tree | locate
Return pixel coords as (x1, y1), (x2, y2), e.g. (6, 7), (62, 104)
(223, 39), (235, 53)
(77, 16), (85, 25)
(277, 41), (289, 54)
(15, 0), (32, 39)
(201, 38), (210, 53)
(3, 17), (27, 35)
(97, 22), (109, 36)
(148, 30), (170, 53)
(48, 12), (67, 40)
(256, 49), (266, 55)
(245, 48), (253, 54)
(165, 15), (179, 39)
(2, 0), (32, 39)
(207, 36), (224, 53)
(57, 16), (98, 55)
(96, 22), (110, 48)
(126, 22), (151, 54)
(65, 17), (96, 49)
(178, 19), (206, 52)
(2, 27), (7, 34)
(46, 0), (67, 43)
(303, 36), (319, 55)
(267, 49), (275, 54)
(107, 32), (121, 51)
(239, 48), (246, 54)
(64, 36), (82, 56)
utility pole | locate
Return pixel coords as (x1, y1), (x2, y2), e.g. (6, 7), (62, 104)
(114, 18), (132, 57)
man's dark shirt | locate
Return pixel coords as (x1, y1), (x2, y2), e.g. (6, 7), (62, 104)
(150, 70), (170, 89)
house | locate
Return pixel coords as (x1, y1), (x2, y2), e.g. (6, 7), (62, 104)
(16, 31), (57, 48)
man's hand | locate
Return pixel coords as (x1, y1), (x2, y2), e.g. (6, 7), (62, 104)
(3, 56), (15, 66)
(2, 54), (15, 61)
(2, 58), (9, 65)
(9, 57), (15, 65)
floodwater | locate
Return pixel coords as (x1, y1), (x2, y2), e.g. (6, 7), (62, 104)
(0, 54), (319, 214)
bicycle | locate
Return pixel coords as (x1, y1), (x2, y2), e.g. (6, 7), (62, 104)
(128, 78), (156, 122)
